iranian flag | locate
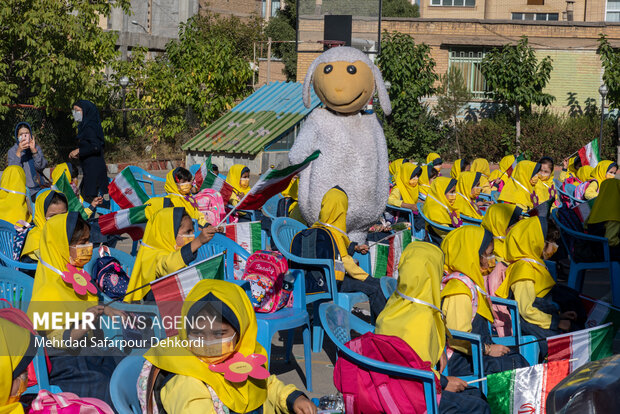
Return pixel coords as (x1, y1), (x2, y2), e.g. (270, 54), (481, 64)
(193, 155), (212, 189)
(486, 360), (570, 414)
(108, 167), (150, 209)
(150, 254), (225, 336)
(578, 139), (600, 167)
(236, 150), (320, 211)
(547, 322), (614, 372)
(225, 221), (262, 279)
(98, 205), (148, 241)
(201, 169), (234, 204)
(53, 172), (88, 220)
(580, 295), (620, 331)
(505, 154), (525, 177)
(572, 198), (595, 223)
(369, 231), (412, 278)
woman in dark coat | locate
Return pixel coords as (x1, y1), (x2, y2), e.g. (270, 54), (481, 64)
(68, 100), (108, 202)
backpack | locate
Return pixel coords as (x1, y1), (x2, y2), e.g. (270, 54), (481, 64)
(276, 197), (295, 217)
(484, 262), (513, 337)
(242, 250), (292, 313)
(92, 254), (129, 300)
(334, 332), (441, 414)
(194, 188), (226, 226)
(290, 227), (343, 295)
(573, 180), (594, 201)
(12, 221), (32, 260)
(28, 389), (114, 414)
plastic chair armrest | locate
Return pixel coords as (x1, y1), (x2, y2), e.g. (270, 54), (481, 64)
(0, 254), (37, 271)
(290, 269), (307, 309)
(449, 330), (484, 379)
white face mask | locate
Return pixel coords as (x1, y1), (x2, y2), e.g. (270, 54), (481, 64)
(72, 110), (82, 123)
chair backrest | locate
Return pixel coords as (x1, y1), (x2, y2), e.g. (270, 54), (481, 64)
(380, 277), (397, 300)
(195, 233), (250, 280)
(0, 267), (34, 311)
(262, 194), (283, 219)
(416, 202), (455, 234)
(189, 164), (200, 175)
(127, 166), (166, 197)
(461, 214), (482, 225)
(271, 217), (306, 253)
(320, 302), (374, 345)
(109, 356), (145, 414)
(84, 247), (136, 278)
(0, 224), (16, 263)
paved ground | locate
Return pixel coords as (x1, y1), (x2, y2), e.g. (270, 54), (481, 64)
(108, 168), (619, 400)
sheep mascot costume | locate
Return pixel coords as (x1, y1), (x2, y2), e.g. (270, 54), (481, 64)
(289, 46), (391, 244)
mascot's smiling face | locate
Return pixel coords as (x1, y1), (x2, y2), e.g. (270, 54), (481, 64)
(312, 60), (374, 114)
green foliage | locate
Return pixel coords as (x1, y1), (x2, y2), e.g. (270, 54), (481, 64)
(376, 31), (441, 159)
(382, 0), (420, 17)
(0, 0), (130, 117)
(265, 2), (297, 81)
(597, 34), (620, 110)
(435, 66), (472, 157)
(481, 37), (554, 109)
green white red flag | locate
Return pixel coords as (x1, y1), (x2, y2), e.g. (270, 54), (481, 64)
(547, 322), (614, 372)
(193, 155), (212, 190)
(369, 230), (412, 278)
(225, 221), (262, 279)
(580, 295), (620, 332)
(200, 169), (234, 205)
(235, 150), (320, 211)
(486, 360), (570, 414)
(108, 167), (150, 209)
(53, 171), (88, 220)
(98, 205), (148, 241)
(578, 138), (600, 167)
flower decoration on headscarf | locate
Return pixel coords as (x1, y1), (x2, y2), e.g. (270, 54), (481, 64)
(450, 211), (463, 228)
(209, 352), (270, 383)
(548, 185), (557, 201)
(530, 192), (540, 207)
(61, 265), (98, 296)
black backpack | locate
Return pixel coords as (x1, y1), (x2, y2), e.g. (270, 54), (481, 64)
(290, 227), (342, 294)
(277, 197), (296, 217)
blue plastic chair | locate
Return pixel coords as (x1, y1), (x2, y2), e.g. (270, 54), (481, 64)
(262, 194), (283, 219)
(189, 163), (200, 175)
(461, 214), (483, 225)
(109, 356), (145, 414)
(0, 220), (37, 272)
(194, 233), (251, 281)
(380, 276), (397, 300)
(552, 209), (620, 306)
(25, 343), (62, 395)
(416, 202), (456, 245)
(127, 166), (166, 198)
(255, 269), (312, 391)
(445, 329), (486, 393)
(271, 217), (369, 352)
(490, 191), (500, 203)
(0, 267), (33, 311)
(554, 179), (583, 208)
(319, 302), (440, 413)
(385, 204), (425, 240)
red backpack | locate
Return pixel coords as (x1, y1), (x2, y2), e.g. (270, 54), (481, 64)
(242, 250), (292, 313)
(334, 332), (441, 414)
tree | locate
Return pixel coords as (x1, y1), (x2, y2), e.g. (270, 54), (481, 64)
(435, 66), (472, 158)
(376, 31), (441, 159)
(382, 0), (420, 18)
(265, 2), (297, 81)
(480, 36), (554, 146)
(0, 0), (130, 117)
(598, 34), (620, 109)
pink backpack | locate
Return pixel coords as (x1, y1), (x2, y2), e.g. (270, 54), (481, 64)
(574, 180), (594, 201)
(242, 250), (292, 313)
(28, 390), (114, 414)
(194, 188), (226, 225)
(334, 332), (441, 414)
(484, 262), (513, 337)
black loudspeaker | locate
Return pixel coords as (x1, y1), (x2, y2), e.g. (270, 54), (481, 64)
(323, 15), (352, 49)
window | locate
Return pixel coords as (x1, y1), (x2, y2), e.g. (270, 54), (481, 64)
(430, 0), (475, 6)
(262, 0), (281, 18)
(607, 0), (620, 22)
(527, 0), (544, 5)
(448, 48), (488, 99)
(511, 12), (559, 21)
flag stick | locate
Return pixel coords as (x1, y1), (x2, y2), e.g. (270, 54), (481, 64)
(216, 172), (266, 226)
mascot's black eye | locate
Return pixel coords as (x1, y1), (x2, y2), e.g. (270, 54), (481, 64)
(347, 65), (357, 74)
(323, 65), (333, 74)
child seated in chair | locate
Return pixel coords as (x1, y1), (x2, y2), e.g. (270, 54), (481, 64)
(126, 207), (223, 302)
(585, 178), (620, 261)
(139, 280), (316, 414)
(311, 186), (386, 322)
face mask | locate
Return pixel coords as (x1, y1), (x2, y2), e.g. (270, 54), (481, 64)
(176, 234), (195, 250)
(471, 187), (482, 198)
(543, 242), (558, 260)
(70, 243), (93, 268)
(606, 172), (616, 179)
(240, 178), (250, 189)
(530, 175), (540, 185)
(409, 177), (419, 187)
(7, 374), (27, 403)
(539, 172), (551, 180)
(446, 192), (456, 205)
(178, 182), (192, 195)
(72, 110), (82, 123)
(433, 165), (441, 172)
(188, 333), (236, 364)
(481, 254), (496, 275)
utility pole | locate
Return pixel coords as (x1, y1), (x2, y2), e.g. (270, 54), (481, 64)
(267, 37), (272, 85)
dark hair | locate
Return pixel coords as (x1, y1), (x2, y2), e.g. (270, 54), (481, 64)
(47, 192), (68, 211)
(69, 216), (90, 246)
(67, 162), (79, 180)
(573, 156), (582, 169)
(539, 157), (554, 168)
(411, 166), (423, 179)
(531, 163), (542, 178)
(174, 208), (191, 236)
(173, 167), (193, 183)
(445, 178), (457, 194)
(429, 166), (440, 180)
(461, 159), (471, 170)
(545, 219), (560, 243)
(211, 164), (219, 173)
(241, 167), (250, 176)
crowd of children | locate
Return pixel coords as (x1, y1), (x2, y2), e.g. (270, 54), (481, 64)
(0, 136), (619, 413)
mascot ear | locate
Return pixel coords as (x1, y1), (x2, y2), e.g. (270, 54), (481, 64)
(372, 64), (392, 116)
(303, 59), (321, 108)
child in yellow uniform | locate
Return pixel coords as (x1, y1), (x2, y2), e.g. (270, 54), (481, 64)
(450, 158), (470, 180)
(581, 161), (618, 200)
(126, 207), (221, 302)
(498, 160), (541, 210)
(226, 164), (251, 207)
(376, 242), (490, 414)
(20, 190), (68, 261)
(559, 156), (581, 183)
(422, 177), (459, 241)
(312, 186), (386, 322)
(495, 217), (583, 357)
(481, 204), (522, 265)
(454, 171), (484, 220)
(470, 158), (492, 194)
(388, 162), (421, 212)
(489, 155), (515, 192)
(51, 162), (102, 215)
(441, 226), (528, 376)
(533, 157), (556, 204)
(585, 178), (620, 260)
(0, 166), (31, 225)
(141, 280), (316, 414)
(418, 164), (440, 197)
(389, 158), (406, 184)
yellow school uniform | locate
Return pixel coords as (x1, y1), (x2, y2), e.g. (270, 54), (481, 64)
(587, 178), (620, 246)
(576, 166), (594, 183)
(454, 171), (483, 220)
(441, 226), (494, 353)
(0, 319), (37, 414)
(226, 165), (252, 207)
(498, 160), (539, 210)
(145, 280), (301, 414)
(312, 187), (367, 281)
(0, 166), (30, 225)
(471, 158), (492, 194)
(279, 176), (304, 222)
(21, 190), (66, 260)
(534, 174), (555, 204)
(426, 153), (441, 165)
(125, 207), (194, 302)
(376, 242), (446, 374)
(584, 161), (617, 200)
(450, 159), (466, 179)
(481, 203), (521, 263)
(559, 156), (580, 182)
(389, 158), (405, 183)
(489, 155), (515, 190)
(422, 177), (458, 230)
(158, 170), (207, 226)
(496, 217), (555, 329)
(388, 163), (420, 208)
(418, 165), (435, 196)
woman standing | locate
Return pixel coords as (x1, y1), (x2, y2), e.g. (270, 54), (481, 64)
(68, 100), (108, 202)
(7, 122), (48, 199)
